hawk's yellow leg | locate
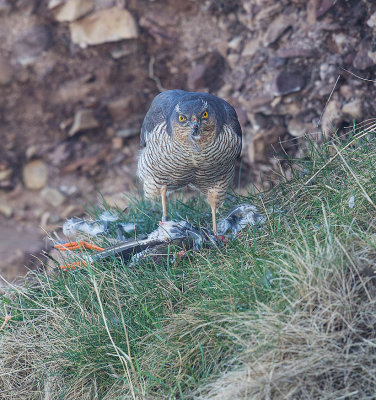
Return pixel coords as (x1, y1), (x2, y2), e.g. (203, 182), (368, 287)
(160, 185), (168, 222)
(208, 190), (218, 235)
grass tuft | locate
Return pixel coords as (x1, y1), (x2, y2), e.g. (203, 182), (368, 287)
(1, 121), (376, 399)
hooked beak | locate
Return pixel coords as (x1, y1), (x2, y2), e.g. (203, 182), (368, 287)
(189, 121), (201, 141)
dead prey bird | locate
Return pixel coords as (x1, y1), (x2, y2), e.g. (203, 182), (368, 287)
(54, 204), (263, 270)
(137, 90), (242, 234)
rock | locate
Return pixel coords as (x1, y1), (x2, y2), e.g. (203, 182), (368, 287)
(339, 85), (352, 100)
(112, 137), (123, 150)
(62, 147), (110, 174)
(106, 127), (115, 137)
(256, 3), (283, 22)
(217, 83), (233, 99)
(248, 112), (270, 132)
(249, 127), (286, 163)
(54, 75), (95, 104)
(103, 193), (128, 210)
(0, 203), (13, 218)
(368, 51), (376, 65)
(228, 36), (242, 50)
(13, 25), (52, 66)
(316, 0), (336, 19)
(23, 159), (48, 190)
(187, 64), (206, 89)
(277, 47), (316, 58)
(245, 95), (273, 112)
(0, 0), (11, 14)
(342, 99), (362, 119)
(110, 43), (137, 59)
(227, 54), (239, 70)
(0, 169), (12, 181)
(331, 33), (352, 54)
(241, 38), (259, 57)
(139, 10), (177, 45)
(40, 211), (51, 228)
(263, 14), (295, 46)
(116, 127), (139, 139)
(306, 0), (317, 25)
(0, 221), (44, 283)
(367, 12), (376, 30)
(187, 52), (225, 91)
(59, 184), (77, 196)
(61, 204), (84, 219)
(25, 145), (39, 160)
(0, 177), (12, 190)
(321, 100), (342, 136)
(70, 7), (138, 46)
(107, 97), (133, 120)
(167, 0), (197, 13)
(215, 40), (228, 58)
(0, 56), (12, 86)
(288, 118), (313, 137)
(69, 109), (99, 136)
(48, 0), (64, 9)
(49, 143), (71, 166)
(52, 0), (94, 22)
(353, 38), (375, 70)
(41, 187), (66, 207)
(234, 105), (248, 127)
(273, 70), (305, 96)
(268, 57), (286, 68)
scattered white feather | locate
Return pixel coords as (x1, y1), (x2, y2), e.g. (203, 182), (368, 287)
(99, 210), (119, 222)
(348, 196), (355, 209)
(218, 204), (266, 236)
(118, 222), (136, 233)
(62, 218), (106, 236)
(62, 218), (83, 236)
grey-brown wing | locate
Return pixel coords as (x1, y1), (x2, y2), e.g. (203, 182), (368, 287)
(222, 100), (242, 159)
(223, 101), (242, 139)
(140, 89), (187, 147)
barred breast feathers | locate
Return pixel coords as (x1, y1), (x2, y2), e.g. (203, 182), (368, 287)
(138, 120), (241, 200)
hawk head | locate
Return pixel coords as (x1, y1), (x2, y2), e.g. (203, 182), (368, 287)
(168, 97), (224, 148)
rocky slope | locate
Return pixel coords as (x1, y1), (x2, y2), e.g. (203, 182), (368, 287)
(0, 0), (375, 280)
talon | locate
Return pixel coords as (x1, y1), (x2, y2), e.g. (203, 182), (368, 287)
(55, 241), (104, 252)
(60, 260), (87, 271)
(54, 241), (77, 251)
(177, 250), (186, 259)
(216, 235), (228, 244)
(0, 313), (11, 331)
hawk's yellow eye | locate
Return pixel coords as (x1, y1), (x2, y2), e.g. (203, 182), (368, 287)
(179, 115), (186, 122)
(202, 111), (208, 119)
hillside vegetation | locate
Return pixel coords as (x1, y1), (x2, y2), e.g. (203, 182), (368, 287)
(1, 120), (376, 399)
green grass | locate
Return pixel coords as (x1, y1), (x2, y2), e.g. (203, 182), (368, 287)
(1, 120), (376, 399)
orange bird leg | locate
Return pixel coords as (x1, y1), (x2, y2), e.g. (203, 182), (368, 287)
(54, 241), (103, 271)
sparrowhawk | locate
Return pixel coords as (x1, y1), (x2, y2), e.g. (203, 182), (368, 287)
(137, 90), (242, 234)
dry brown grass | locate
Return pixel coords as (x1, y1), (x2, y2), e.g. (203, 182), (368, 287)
(194, 230), (376, 400)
